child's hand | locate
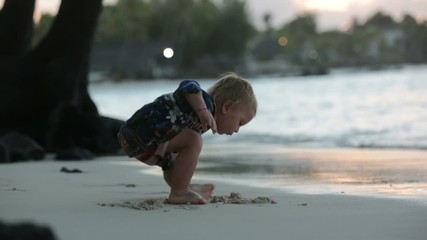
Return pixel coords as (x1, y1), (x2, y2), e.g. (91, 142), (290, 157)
(197, 109), (217, 134)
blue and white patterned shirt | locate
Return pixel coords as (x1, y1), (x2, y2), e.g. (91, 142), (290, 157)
(118, 80), (215, 158)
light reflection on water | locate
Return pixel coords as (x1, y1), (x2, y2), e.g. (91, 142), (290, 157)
(197, 144), (427, 203)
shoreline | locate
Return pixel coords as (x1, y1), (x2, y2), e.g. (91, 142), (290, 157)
(1, 151), (427, 240)
(197, 146), (427, 205)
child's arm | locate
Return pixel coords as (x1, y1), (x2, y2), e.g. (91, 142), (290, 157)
(185, 93), (217, 134)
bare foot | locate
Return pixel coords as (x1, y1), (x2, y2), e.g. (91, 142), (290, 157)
(167, 189), (208, 204)
(190, 183), (215, 201)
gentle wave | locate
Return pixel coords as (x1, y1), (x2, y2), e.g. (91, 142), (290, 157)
(203, 132), (427, 150)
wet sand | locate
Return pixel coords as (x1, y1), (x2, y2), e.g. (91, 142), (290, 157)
(198, 145), (427, 203)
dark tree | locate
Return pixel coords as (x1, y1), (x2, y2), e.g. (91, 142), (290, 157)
(0, 0), (123, 162)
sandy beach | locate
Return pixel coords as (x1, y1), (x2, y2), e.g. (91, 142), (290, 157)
(1, 151), (427, 240)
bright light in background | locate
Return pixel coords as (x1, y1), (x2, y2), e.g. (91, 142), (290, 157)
(163, 48), (174, 59)
(278, 36), (288, 47)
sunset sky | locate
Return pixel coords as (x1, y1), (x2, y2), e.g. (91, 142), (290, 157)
(245, 0), (427, 31)
(1, 0), (426, 31)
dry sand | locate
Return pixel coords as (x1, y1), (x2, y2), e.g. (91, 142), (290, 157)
(0, 154), (426, 240)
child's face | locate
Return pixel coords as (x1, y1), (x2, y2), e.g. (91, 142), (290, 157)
(215, 101), (255, 135)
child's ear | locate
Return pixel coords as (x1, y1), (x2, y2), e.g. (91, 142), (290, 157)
(221, 100), (234, 113)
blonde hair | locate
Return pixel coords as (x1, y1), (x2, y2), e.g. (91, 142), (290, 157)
(208, 72), (257, 114)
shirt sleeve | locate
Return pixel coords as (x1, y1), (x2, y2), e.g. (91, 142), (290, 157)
(175, 80), (202, 95)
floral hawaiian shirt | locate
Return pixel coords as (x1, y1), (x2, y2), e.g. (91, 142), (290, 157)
(117, 80), (215, 158)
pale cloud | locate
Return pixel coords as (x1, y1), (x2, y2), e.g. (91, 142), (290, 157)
(244, 0), (296, 29)
(314, 0), (427, 31)
(296, 0), (373, 12)
(245, 0), (427, 31)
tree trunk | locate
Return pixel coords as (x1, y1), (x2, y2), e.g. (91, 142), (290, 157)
(0, 0), (123, 162)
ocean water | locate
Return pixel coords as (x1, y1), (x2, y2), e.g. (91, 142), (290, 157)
(89, 64), (427, 203)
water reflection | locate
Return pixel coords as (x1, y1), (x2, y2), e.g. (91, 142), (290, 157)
(198, 146), (427, 202)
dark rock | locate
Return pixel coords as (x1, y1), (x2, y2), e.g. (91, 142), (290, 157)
(0, 142), (10, 163)
(0, 221), (57, 240)
(55, 147), (94, 160)
(73, 115), (123, 154)
(0, 131), (45, 163)
(60, 167), (83, 173)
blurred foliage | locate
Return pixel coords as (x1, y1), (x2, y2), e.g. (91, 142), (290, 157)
(96, 0), (151, 42)
(96, 0), (255, 69)
(272, 11), (427, 68)
(33, 1), (427, 76)
(33, 0), (255, 71)
(32, 14), (54, 45)
(276, 14), (317, 64)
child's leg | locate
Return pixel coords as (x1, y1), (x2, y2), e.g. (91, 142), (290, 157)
(163, 151), (215, 200)
(163, 157), (215, 201)
(163, 129), (211, 204)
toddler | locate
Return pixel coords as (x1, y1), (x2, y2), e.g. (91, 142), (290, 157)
(118, 72), (257, 204)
